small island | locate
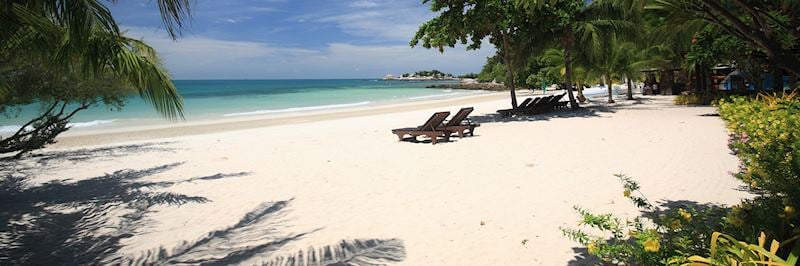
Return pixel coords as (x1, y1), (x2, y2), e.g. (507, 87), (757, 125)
(383, 70), (508, 90)
(382, 70), (458, 80)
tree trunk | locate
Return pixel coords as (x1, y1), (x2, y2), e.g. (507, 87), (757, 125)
(577, 82), (586, 103)
(626, 76), (634, 100)
(606, 73), (615, 103)
(501, 29), (518, 109)
(562, 32), (579, 109)
(773, 66), (784, 94)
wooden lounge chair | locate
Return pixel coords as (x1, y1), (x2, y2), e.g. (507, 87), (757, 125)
(543, 93), (566, 111)
(391, 111), (452, 145)
(523, 95), (554, 115)
(437, 107), (480, 138)
(554, 93), (569, 109)
(497, 98), (532, 117)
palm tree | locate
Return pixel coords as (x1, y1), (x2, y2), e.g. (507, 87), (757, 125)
(540, 48), (594, 103)
(529, 0), (637, 108)
(1, 0), (192, 119)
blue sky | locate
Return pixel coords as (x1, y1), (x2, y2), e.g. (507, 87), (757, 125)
(110, 0), (495, 79)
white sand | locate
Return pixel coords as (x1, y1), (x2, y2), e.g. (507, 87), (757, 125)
(16, 93), (747, 265)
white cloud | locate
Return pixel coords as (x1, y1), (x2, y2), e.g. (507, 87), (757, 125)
(350, 1), (379, 8)
(304, 1), (434, 42)
(215, 16), (253, 24)
(125, 27), (494, 79)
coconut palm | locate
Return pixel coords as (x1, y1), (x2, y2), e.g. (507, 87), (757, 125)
(540, 48), (594, 103)
(521, 0), (638, 108)
(1, 0), (191, 119)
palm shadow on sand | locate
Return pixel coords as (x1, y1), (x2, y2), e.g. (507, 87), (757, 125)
(0, 162), (247, 264)
(0, 141), (405, 265)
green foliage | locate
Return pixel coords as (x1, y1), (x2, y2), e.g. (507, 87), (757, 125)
(0, 0), (192, 157)
(477, 56), (508, 83)
(718, 93), (800, 242)
(417, 70), (449, 78)
(458, 72), (478, 79)
(674, 94), (700, 105)
(1, 0), (189, 120)
(683, 232), (799, 266)
(564, 95), (800, 264)
(562, 174), (729, 265)
(685, 26), (749, 70)
(647, 0), (800, 76)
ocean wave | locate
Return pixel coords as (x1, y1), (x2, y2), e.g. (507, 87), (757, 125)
(407, 92), (461, 100)
(0, 119), (116, 133)
(69, 119), (117, 128)
(223, 101), (371, 117)
(0, 125), (29, 133)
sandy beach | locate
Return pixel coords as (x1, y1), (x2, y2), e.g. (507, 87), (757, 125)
(7, 92), (748, 265)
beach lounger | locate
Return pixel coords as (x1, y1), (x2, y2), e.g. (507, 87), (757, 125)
(522, 95), (554, 115)
(437, 107), (480, 138)
(497, 98), (533, 117)
(391, 111), (452, 145)
(554, 93), (569, 109)
(543, 93), (566, 111)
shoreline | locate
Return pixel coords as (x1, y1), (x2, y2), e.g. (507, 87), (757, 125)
(54, 91), (511, 148)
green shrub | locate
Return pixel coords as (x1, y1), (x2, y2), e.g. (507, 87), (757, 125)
(718, 93), (800, 242)
(674, 92), (719, 105)
(685, 232), (800, 265)
(675, 92), (702, 105)
(563, 93), (800, 265)
(561, 175), (728, 265)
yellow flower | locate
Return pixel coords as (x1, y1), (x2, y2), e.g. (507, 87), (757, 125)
(623, 190), (631, 198)
(785, 206), (796, 215)
(678, 208), (693, 221)
(587, 242), (597, 254)
(729, 215), (744, 227)
(643, 238), (660, 252)
(670, 219), (682, 230)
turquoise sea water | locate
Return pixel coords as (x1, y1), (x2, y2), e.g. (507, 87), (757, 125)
(1, 79), (482, 132)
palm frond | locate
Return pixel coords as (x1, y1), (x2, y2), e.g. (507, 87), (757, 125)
(155, 0), (192, 39)
(264, 239), (406, 266)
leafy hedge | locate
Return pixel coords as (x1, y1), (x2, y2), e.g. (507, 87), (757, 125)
(719, 93), (800, 242)
(562, 93), (800, 265)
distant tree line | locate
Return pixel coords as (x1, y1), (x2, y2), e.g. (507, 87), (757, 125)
(400, 70), (454, 78)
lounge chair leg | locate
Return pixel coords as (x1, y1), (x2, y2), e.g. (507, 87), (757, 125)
(395, 134), (404, 141)
(430, 135), (437, 145)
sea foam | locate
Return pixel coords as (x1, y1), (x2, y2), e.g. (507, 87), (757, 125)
(223, 101), (371, 117)
(407, 92), (460, 100)
(0, 119), (116, 133)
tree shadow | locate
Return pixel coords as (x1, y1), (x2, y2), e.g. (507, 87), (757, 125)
(125, 198), (406, 266)
(0, 141), (180, 177)
(0, 164), (404, 265)
(641, 199), (730, 226)
(470, 105), (615, 125)
(567, 247), (600, 265)
(470, 96), (681, 125)
(0, 163), (251, 265)
(0, 141), (178, 162)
